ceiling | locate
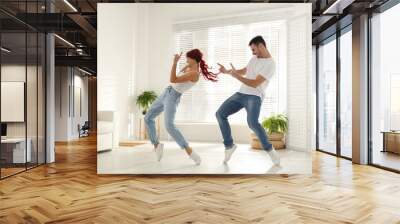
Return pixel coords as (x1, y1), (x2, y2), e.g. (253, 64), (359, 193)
(0, 0), (394, 75)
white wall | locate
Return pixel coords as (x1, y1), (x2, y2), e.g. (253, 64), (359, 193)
(286, 11), (313, 152)
(98, 3), (312, 151)
(133, 4), (150, 140)
(1, 65), (38, 138)
(97, 4), (136, 141)
(54, 67), (89, 141)
(55, 67), (69, 141)
(72, 74), (89, 138)
(1, 65), (26, 141)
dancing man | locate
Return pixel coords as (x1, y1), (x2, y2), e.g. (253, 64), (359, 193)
(216, 36), (280, 166)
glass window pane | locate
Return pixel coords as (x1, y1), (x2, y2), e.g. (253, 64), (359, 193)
(27, 31), (38, 169)
(38, 33), (46, 165)
(0, 1), (46, 179)
(318, 37), (337, 154)
(340, 29), (352, 158)
(371, 3), (400, 171)
(1, 31), (28, 177)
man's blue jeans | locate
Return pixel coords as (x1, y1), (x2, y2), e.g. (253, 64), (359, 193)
(216, 92), (272, 151)
(144, 86), (189, 149)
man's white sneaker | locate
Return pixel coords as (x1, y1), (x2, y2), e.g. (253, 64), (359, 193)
(155, 143), (164, 161)
(267, 146), (280, 166)
(189, 151), (201, 165)
(224, 144), (237, 164)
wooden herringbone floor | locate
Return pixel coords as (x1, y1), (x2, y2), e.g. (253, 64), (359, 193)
(1, 135), (400, 224)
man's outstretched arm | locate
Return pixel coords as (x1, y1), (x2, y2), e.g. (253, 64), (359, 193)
(218, 63), (246, 76)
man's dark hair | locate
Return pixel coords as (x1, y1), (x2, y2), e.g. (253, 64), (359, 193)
(248, 36), (266, 47)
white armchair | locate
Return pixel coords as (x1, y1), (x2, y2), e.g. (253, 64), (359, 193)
(97, 111), (119, 152)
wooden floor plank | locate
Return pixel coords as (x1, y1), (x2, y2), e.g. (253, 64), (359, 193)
(0, 134), (399, 223)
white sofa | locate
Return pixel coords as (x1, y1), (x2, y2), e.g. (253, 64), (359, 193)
(97, 111), (119, 152)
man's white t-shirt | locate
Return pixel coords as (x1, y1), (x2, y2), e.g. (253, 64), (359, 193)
(238, 56), (275, 99)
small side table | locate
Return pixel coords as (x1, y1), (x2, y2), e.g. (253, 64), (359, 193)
(381, 131), (400, 154)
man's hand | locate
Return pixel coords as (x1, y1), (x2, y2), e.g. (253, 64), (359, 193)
(218, 62), (247, 76)
(230, 63), (240, 78)
(174, 52), (182, 64)
(217, 63), (229, 74)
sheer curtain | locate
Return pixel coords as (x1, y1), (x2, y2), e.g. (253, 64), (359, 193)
(174, 19), (286, 124)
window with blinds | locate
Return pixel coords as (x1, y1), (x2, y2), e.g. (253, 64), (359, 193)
(174, 20), (287, 124)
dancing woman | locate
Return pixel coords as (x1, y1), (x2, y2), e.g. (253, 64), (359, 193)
(144, 49), (218, 165)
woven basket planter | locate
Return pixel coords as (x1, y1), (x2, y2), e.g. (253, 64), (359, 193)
(250, 132), (285, 150)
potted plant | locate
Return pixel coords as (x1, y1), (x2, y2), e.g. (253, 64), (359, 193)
(136, 91), (158, 115)
(251, 114), (288, 150)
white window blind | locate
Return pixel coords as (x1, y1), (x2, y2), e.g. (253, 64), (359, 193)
(174, 19), (286, 124)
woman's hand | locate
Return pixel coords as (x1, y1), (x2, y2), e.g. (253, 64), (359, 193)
(179, 64), (189, 73)
(174, 52), (182, 64)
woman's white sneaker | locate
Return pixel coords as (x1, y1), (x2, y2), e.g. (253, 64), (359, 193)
(155, 143), (164, 161)
(224, 144), (237, 164)
(189, 151), (201, 165)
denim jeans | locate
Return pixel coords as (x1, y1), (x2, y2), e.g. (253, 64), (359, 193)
(144, 86), (189, 149)
(216, 92), (272, 151)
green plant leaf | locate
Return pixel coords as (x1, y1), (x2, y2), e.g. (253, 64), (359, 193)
(136, 91), (158, 112)
(261, 113), (288, 134)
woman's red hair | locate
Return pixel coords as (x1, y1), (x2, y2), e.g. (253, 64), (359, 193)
(186, 49), (219, 82)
